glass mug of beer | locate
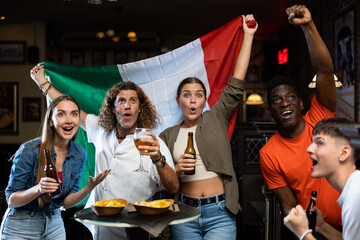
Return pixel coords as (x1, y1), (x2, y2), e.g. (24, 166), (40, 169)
(133, 128), (152, 172)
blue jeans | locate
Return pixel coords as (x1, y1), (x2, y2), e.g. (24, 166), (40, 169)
(0, 208), (65, 240)
(171, 196), (236, 240)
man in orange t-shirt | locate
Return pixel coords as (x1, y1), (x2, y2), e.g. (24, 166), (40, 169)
(260, 96), (341, 227)
(259, 4), (342, 230)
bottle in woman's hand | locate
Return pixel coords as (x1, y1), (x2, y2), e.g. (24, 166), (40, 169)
(44, 149), (61, 197)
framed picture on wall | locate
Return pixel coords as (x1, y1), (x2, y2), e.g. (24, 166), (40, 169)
(71, 50), (85, 66)
(0, 41), (26, 64)
(92, 50), (106, 66)
(334, 8), (357, 121)
(23, 97), (41, 122)
(0, 82), (18, 135)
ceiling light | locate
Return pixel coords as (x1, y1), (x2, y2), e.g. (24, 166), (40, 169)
(106, 29), (115, 37)
(308, 74), (342, 88)
(96, 31), (105, 39)
(112, 36), (120, 42)
(246, 93), (264, 105)
(127, 31), (136, 39)
(129, 37), (137, 42)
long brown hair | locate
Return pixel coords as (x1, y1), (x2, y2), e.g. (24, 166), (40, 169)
(37, 95), (80, 208)
(98, 81), (160, 131)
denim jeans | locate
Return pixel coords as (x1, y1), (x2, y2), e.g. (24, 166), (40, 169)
(171, 197), (236, 240)
(0, 208), (65, 240)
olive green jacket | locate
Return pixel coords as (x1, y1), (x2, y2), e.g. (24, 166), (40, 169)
(159, 76), (244, 215)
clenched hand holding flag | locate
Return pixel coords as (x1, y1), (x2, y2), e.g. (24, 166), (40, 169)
(44, 15), (245, 206)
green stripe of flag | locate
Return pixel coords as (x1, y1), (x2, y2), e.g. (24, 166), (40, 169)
(44, 61), (123, 114)
(43, 61), (123, 206)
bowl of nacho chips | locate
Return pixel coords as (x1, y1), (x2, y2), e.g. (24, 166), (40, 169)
(92, 198), (128, 216)
(132, 199), (174, 215)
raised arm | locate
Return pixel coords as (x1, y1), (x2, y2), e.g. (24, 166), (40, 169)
(30, 64), (88, 130)
(233, 14), (258, 80)
(286, 5), (336, 112)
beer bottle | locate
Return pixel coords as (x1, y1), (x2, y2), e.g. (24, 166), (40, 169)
(306, 191), (317, 231)
(43, 149), (61, 197)
(184, 132), (196, 175)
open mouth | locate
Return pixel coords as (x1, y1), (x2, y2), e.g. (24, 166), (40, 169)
(124, 113), (132, 117)
(190, 107), (196, 114)
(281, 110), (293, 119)
(62, 126), (74, 134)
(312, 159), (318, 166)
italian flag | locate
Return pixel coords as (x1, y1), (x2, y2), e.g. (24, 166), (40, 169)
(44, 15), (245, 206)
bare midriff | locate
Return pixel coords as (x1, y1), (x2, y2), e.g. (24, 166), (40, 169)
(180, 176), (224, 197)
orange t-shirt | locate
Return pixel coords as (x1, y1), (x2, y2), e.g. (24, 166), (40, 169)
(260, 96), (342, 227)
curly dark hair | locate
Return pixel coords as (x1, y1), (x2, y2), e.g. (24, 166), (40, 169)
(98, 81), (161, 132)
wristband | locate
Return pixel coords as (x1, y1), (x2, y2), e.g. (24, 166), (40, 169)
(153, 155), (165, 167)
(39, 81), (50, 90)
(152, 154), (162, 163)
(300, 229), (312, 240)
(43, 83), (52, 96)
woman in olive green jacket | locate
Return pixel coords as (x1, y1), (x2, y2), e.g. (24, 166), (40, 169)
(159, 14), (258, 240)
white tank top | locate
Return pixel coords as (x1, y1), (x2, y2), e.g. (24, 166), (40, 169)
(173, 125), (219, 182)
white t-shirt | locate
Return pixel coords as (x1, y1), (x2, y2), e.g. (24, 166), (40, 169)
(337, 170), (360, 240)
(84, 114), (175, 239)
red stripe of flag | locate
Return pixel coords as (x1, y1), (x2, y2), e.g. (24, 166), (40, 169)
(200, 15), (244, 139)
